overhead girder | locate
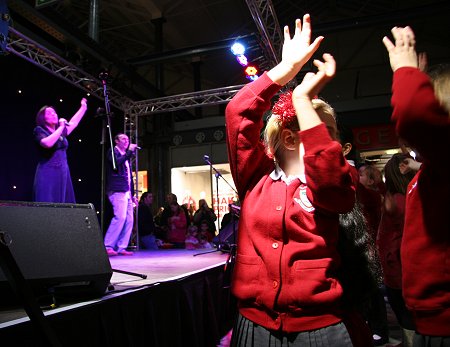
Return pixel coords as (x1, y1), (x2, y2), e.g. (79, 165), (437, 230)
(245, 0), (283, 69)
(7, 26), (133, 111)
(127, 85), (245, 117)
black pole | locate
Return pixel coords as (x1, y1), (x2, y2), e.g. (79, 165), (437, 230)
(99, 72), (116, 232)
(215, 173), (220, 234)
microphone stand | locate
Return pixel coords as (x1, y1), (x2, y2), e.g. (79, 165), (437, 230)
(194, 155), (238, 257)
(98, 72), (116, 234)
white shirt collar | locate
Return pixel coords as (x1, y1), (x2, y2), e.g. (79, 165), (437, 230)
(269, 163), (306, 185)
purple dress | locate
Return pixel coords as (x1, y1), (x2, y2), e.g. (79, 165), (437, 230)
(32, 126), (75, 203)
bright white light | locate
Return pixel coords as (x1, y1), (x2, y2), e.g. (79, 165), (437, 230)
(409, 150), (416, 160)
(78, 139), (82, 142)
(236, 55), (248, 66)
(18, 90), (22, 94)
(13, 186), (16, 189)
(231, 42), (246, 56)
(59, 99), (63, 102)
(200, 191), (206, 199)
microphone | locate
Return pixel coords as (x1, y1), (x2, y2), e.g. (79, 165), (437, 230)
(63, 121), (72, 126)
(203, 155), (211, 165)
(136, 146), (142, 150)
(99, 71), (109, 80)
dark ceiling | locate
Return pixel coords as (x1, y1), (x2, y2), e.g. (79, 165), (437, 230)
(5, 0), (450, 119)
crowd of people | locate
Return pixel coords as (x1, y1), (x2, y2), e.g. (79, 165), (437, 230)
(224, 14), (448, 347)
(31, 13), (448, 347)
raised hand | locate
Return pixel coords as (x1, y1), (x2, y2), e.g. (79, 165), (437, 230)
(58, 118), (68, 128)
(267, 14), (323, 86)
(292, 53), (336, 101)
(399, 157), (421, 175)
(128, 143), (138, 152)
(281, 14), (323, 71)
(382, 26), (418, 72)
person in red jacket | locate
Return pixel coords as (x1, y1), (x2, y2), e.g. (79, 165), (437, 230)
(383, 26), (450, 345)
(226, 14), (369, 347)
(377, 153), (416, 347)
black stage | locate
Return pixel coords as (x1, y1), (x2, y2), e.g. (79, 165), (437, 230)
(0, 249), (236, 346)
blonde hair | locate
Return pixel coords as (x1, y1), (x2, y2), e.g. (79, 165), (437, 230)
(263, 96), (334, 160)
(312, 98), (336, 121)
(428, 64), (450, 115)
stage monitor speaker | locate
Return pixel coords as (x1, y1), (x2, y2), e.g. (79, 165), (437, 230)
(0, 201), (112, 304)
(213, 219), (238, 246)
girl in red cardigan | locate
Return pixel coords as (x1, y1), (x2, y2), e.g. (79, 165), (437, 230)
(226, 14), (369, 347)
(383, 26), (450, 345)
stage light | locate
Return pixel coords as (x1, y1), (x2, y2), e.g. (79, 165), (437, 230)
(231, 42), (245, 56)
(245, 65), (258, 76)
(236, 55), (248, 66)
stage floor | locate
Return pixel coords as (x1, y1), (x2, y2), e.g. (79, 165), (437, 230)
(0, 249), (229, 327)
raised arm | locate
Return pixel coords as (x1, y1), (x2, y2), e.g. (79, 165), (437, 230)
(292, 53), (336, 131)
(66, 98), (88, 136)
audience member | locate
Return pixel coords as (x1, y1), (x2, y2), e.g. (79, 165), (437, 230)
(193, 199), (217, 237)
(318, 98), (382, 345)
(357, 164), (383, 240)
(167, 201), (187, 248)
(377, 153), (416, 347)
(185, 224), (199, 250)
(198, 219), (214, 243)
(225, 14), (371, 346)
(159, 193), (190, 234)
(357, 164), (388, 345)
(137, 192), (159, 250)
(317, 100), (381, 317)
(383, 25), (450, 344)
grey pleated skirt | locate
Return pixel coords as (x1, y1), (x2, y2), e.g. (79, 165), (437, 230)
(413, 334), (450, 347)
(231, 313), (353, 347)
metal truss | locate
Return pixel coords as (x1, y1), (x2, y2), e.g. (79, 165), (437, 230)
(6, 27), (133, 112)
(245, 0), (283, 68)
(126, 84), (245, 116)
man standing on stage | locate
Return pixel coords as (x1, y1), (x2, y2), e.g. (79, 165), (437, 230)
(104, 133), (138, 256)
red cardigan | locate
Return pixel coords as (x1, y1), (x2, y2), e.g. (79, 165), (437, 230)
(391, 67), (450, 336)
(225, 72), (356, 333)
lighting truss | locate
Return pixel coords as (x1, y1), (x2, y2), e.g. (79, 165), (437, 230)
(245, 0), (283, 68)
(6, 27), (133, 112)
(126, 85), (245, 117)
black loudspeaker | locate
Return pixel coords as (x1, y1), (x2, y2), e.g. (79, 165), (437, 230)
(213, 219), (239, 245)
(0, 201), (112, 303)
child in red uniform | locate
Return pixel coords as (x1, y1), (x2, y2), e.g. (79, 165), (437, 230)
(377, 153), (416, 347)
(383, 26), (450, 345)
(226, 14), (369, 347)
